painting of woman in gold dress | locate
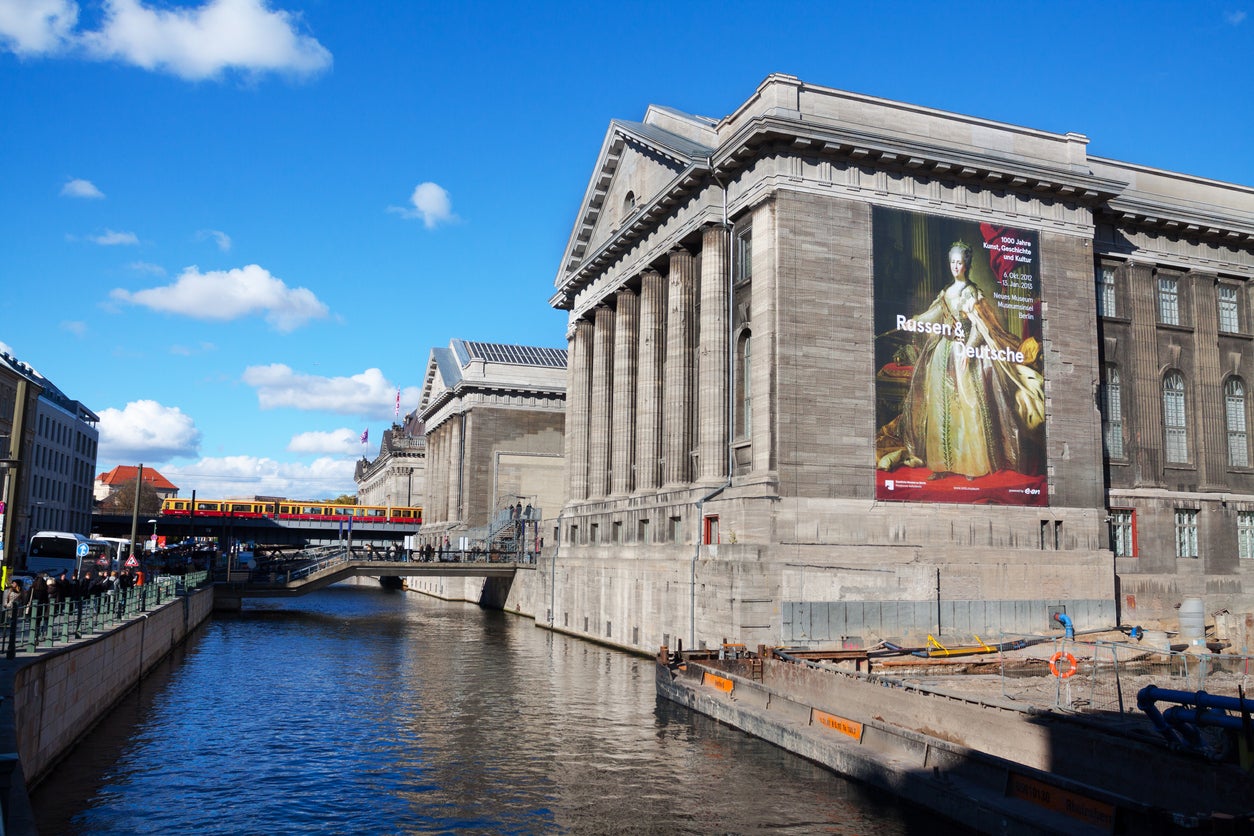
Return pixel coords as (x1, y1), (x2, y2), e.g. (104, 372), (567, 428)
(873, 210), (1046, 505)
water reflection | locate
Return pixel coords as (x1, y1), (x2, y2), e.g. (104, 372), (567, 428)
(32, 585), (956, 835)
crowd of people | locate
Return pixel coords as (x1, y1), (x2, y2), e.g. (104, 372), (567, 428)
(2, 568), (147, 640)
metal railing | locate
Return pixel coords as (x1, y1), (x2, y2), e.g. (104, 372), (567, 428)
(231, 545), (535, 587)
(997, 634), (1254, 715)
(1, 572), (211, 656)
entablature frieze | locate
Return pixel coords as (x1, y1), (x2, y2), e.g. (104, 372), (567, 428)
(422, 390), (566, 434)
(712, 116), (1123, 203)
(1094, 234), (1254, 278)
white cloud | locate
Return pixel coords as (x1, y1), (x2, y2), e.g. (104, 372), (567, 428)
(0, 0), (330, 80)
(1225, 10), (1247, 24)
(242, 364), (421, 418)
(196, 228), (231, 251)
(60, 320), (87, 337)
(288, 427), (366, 455)
(0, 341), (14, 357)
(128, 260), (166, 275)
(60, 177), (104, 198)
(81, 0), (332, 80)
(162, 455), (356, 500)
(169, 341), (216, 356)
(0, 0), (77, 55)
(97, 399), (202, 463)
(110, 263), (329, 332)
(391, 181), (456, 229)
(90, 229), (139, 245)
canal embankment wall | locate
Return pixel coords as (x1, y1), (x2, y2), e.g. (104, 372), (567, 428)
(1, 586), (215, 834)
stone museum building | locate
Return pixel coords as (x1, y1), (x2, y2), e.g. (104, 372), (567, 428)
(543, 74), (1254, 652)
(354, 411), (426, 512)
(410, 339), (567, 602)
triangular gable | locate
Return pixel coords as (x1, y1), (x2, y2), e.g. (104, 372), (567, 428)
(418, 347), (454, 413)
(555, 108), (716, 290)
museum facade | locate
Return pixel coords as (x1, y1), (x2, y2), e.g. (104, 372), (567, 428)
(544, 74), (1254, 652)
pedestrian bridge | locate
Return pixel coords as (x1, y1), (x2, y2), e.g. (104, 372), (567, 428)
(213, 545), (526, 606)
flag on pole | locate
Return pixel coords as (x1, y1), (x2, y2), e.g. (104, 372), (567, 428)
(360, 428), (368, 445)
(395, 389), (401, 419)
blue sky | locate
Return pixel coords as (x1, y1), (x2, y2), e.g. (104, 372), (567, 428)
(1, 0), (1250, 502)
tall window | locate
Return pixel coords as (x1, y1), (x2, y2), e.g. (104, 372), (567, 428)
(1096, 266), (1117, 317)
(1227, 378), (1249, 467)
(1174, 509), (1198, 558)
(1158, 276), (1180, 325)
(1101, 364), (1124, 458)
(735, 331), (752, 438)
(1163, 372), (1189, 464)
(1110, 509), (1136, 557)
(1239, 512), (1254, 560)
(1219, 284), (1240, 333)
(734, 227), (752, 284)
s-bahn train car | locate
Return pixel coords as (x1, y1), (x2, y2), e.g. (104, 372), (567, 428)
(160, 498), (422, 525)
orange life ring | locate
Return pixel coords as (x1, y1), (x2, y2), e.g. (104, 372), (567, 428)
(1049, 651), (1078, 679)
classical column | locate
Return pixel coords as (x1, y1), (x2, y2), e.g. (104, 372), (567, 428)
(663, 248), (696, 487)
(610, 288), (640, 496)
(635, 271), (665, 492)
(445, 415), (462, 523)
(588, 306), (615, 498)
(1127, 262), (1165, 487)
(565, 319), (594, 502)
(428, 423), (445, 522)
(697, 224), (729, 484)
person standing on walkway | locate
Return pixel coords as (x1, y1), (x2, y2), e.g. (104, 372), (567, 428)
(31, 573), (50, 639)
(3, 580), (22, 612)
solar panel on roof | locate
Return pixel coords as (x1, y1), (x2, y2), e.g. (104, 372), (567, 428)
(461, 341), (567, 368)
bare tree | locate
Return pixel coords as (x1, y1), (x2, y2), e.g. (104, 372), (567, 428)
(99, 478), (163, 515)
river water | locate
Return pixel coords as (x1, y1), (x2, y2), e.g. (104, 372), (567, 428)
(30, 584), (957, 835)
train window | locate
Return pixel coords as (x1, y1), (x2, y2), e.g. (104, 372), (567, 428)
(197, 502), (219, 511)
(231, 504), (252, 513)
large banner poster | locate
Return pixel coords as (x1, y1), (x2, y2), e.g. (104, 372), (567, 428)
(873, 207), (1047, 506)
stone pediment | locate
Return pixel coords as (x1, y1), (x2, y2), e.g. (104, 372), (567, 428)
(555, 109), (716, 296)
(419, 347), (453, 414)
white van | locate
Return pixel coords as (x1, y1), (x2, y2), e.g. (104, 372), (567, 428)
(27, 531), (114, 575)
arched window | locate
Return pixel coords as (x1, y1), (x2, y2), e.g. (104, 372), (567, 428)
(734, 331), (752, 439)
(1163, 372), (1188, 464)
(1226, 377), (1249, 467)
(622, 191), (636, 217)
(1101, 364), (1124, 459)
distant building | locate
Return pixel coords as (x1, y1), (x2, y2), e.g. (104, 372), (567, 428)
(354, 412), (426, 510)
(94, 465), (179, 503)
(417, 339), (567, 544)
(0, 349), (98, 553)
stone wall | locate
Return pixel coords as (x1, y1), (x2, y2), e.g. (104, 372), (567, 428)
(13, 587), (215, 788)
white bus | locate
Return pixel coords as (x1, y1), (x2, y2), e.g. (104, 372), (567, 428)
(26, 531), (115, 575)
(92, 536), (132, 569)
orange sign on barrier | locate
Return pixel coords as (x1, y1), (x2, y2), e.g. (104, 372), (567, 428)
(1006, 773), (1115, 832)
(813, 709), (864, 741)
(701, 672), (734, 693)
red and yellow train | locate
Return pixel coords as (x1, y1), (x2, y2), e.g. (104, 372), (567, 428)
(160, 498), (422, 525)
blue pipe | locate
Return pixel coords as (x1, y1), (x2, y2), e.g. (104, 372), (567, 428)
(1138, 685), (1254, 751)
(1053, 611), (1074, 640)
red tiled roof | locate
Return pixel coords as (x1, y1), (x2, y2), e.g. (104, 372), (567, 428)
(96, 465), (178, 491)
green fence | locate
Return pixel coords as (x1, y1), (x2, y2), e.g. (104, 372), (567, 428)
(1, 572), (210, 656)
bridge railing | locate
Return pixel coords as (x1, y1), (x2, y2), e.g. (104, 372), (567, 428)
(229, 545), (536, 586)
(2, 571), (212, 656)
